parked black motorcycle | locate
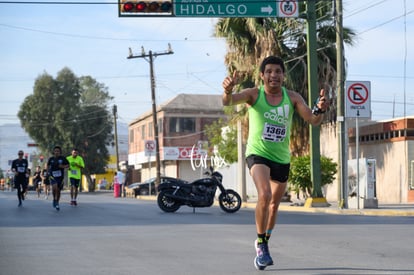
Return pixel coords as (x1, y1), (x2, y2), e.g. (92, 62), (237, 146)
(157, 167), (242, 213)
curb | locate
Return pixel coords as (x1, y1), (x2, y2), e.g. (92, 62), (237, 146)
(138, 195), (414, 217)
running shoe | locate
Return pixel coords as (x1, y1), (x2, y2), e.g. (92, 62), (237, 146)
(55, 204), (60, 211)
(254, 240), (273, 269)
(73, 201), (77, 206)
(70, 201), (75, 206)
(18, 201), (22, 207)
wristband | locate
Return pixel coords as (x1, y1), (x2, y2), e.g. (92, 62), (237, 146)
(224, 90), (232, 95)
(312, 105), (325, 115)
(312, 97), (326, 115)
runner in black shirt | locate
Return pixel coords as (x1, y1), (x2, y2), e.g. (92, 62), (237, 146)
(47, 146), (69, 211)
(41, 163), (51, 200)
(11, 150), (29, 207)
(33, 166), (42, 198)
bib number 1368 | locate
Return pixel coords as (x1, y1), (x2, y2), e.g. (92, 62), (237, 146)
(262, 123), (286, 142)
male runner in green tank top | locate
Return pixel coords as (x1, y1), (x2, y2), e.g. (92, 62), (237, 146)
(67, 148), (85, 206)
(222, 56), (329, 270)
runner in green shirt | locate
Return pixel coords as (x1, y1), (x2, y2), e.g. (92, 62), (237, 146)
(67, 148), (85, 206)
(222, 56), (329, 270)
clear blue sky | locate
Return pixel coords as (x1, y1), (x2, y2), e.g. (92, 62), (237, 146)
(0, 0), (413, 126)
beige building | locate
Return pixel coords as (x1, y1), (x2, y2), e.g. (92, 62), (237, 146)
(128, 94), (226, 183)
(321, 116), (414, 204)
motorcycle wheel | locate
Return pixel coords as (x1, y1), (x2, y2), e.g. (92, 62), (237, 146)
(157, 190), (181, 213)
(218, 189), (242, 213)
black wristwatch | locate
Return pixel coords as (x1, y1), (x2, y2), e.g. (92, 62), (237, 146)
(312, 105), (325, 115)
(312, 97), (326, 115)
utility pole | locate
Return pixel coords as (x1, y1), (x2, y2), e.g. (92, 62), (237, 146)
(113, 105), (120, 172)
(127, 44), (173, 188)
(305, 0), (329, 207)
(335, 0), (347, 208)
(237, 105), (247, 202)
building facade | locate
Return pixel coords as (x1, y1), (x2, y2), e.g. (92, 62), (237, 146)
(321, 117), (414, 204)
(128, 94), (226, 183)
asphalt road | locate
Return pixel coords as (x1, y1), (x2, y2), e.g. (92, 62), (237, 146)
(0, 191), (413, 275)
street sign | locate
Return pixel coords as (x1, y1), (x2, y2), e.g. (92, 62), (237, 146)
(174, 0), (296, 18)
(278, 0), (299, 17)
(345, 81), (371, 118)
(119, 0), (299, 18)
(144, 140), (156, 156)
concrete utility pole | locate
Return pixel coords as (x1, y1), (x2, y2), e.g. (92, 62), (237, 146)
(127, 44), (173, 188)
(335, 0), (347, 208)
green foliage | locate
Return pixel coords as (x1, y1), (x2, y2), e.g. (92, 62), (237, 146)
(289, 155), (337, 198)
(17, 67), (114, 185)
(204, 118), (238, 164)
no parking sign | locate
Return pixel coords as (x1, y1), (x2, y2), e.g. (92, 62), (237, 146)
(345, 81), (371, 118)
(145, 140), (156, 156)
(278, 0), (299, 17)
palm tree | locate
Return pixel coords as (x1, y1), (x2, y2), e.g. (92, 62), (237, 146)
(214, 1), (356, 157)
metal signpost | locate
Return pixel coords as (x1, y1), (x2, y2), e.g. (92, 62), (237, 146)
(345, 80), (371, 209)
(145, 140), (156, 195)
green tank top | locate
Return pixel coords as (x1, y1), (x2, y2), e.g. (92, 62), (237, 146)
(245, 86), (294, 164)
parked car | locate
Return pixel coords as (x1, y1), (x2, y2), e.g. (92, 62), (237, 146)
(126, 176), (188, 197)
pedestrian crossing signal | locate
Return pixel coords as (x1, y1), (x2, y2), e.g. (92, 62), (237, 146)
(119, 1), (173, 17)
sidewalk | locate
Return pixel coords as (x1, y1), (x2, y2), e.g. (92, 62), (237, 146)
(260, 200), (414, 217)
(137, 194), (414, 216)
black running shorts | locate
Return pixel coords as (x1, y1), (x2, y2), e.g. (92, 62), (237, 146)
(246, 154), (290, 183)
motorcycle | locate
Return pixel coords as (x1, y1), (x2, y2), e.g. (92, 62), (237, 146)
(157, 167), (242, 213)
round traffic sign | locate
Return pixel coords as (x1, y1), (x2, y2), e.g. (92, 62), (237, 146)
(279, 0), (297, 16)
(145, 140), (155, 152)
(347, 83), (369, 105)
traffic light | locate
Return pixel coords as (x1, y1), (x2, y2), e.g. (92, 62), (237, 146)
(119, 1), (173, 17)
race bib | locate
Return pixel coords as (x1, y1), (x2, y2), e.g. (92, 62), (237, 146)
(17, 167), (26, 173)
(262, 122), (286, 142)
(71, 170), (78, 175)
(52, 170), (62, 177)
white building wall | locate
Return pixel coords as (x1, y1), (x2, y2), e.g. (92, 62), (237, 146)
(218, 164), (257, 200)
(178, 161), (204, 182)
(348, 140), (413, 203)
(319, 123), (341, 202)
(323, 122), (413, 204)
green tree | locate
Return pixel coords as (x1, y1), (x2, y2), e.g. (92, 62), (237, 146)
(204, 118), (238, 164)
(289, 155), (338, 199)
(213, 1), (356, 159)
(18, 67), (114, 190)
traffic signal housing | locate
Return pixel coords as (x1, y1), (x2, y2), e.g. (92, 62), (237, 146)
(119, 1), (173, 17)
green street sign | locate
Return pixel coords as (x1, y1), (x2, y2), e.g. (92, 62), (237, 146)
(118, 0), (299, 18)
(174, 0), (278, 18)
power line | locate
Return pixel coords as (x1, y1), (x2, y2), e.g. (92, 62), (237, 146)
(344, 0), (389, 19)
(357, 9), (414, 35)
(0, 1), (114, 4)
(0, 23), (217, 42)
(0, 0), (333, 4)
